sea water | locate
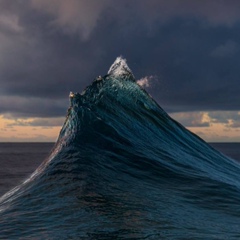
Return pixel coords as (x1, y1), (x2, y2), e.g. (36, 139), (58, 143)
(0, 142), (239, 197)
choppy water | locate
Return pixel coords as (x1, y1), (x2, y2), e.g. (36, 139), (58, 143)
(1, 57), (240, 239)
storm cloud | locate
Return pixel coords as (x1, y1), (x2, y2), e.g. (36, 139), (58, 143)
(0, 0), (240, 122)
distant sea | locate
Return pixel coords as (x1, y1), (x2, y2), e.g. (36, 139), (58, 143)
(0, 142), (239, 197)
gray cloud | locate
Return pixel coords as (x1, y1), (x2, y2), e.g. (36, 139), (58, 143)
(207, 111), (240, 129)
(31, 0), (112, 40)
(211, 40), (239, 58)
(0, 0), (240, 120)
(30, 0), (240, 40)
(208, 111), (240, 124)
(0, 96), (67, 118)
(228, 122), (240, 128)
(170, 112), (210, 127)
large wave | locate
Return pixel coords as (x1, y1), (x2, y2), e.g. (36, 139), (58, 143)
(1, 57), (240, 239)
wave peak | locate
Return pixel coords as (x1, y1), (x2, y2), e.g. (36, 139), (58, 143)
(107, 56), (134, 80)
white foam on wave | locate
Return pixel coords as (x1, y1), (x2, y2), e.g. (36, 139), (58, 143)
(108, 56), (134, 79)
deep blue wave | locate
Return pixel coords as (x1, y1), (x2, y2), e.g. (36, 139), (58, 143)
(1, 57), (240, 239)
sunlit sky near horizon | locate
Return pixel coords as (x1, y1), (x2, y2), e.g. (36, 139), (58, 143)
(0, 0), (240, 142)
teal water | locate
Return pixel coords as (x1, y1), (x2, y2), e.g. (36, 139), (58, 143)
(0, 142), (239, 197)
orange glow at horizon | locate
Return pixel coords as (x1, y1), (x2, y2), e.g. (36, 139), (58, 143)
(0, 112), (240, 142)
(0, 116), (61, 142)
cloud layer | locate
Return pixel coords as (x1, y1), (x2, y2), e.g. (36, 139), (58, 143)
(0, 0), (240, 133)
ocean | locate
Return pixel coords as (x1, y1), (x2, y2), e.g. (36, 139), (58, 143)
(0, 142), (239, 198)
(0, 142), (54, 197)
(1, 57), (240, 239)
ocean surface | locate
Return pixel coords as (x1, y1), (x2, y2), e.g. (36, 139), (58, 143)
(0, 142), (239, 198)
(1, 57), (240, 239)
(0, 142), (54, 197)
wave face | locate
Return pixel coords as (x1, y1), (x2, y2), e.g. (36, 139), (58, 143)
(1, 57), (240, 239)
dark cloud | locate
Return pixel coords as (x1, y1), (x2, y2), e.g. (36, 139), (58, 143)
(0, 96), (67, 118)
(211, 40), (239, 58)
(0, 0), (240, 119)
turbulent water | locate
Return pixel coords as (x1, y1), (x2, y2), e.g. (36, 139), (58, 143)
(1, 57), (240, 239)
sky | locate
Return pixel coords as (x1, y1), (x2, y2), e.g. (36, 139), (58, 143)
(0, 0), (240, 142)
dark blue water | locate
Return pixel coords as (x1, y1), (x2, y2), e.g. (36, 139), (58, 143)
(0, 142), (54, 196)
(1, 57), (240, 239)
(1, 143), (239, 197)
